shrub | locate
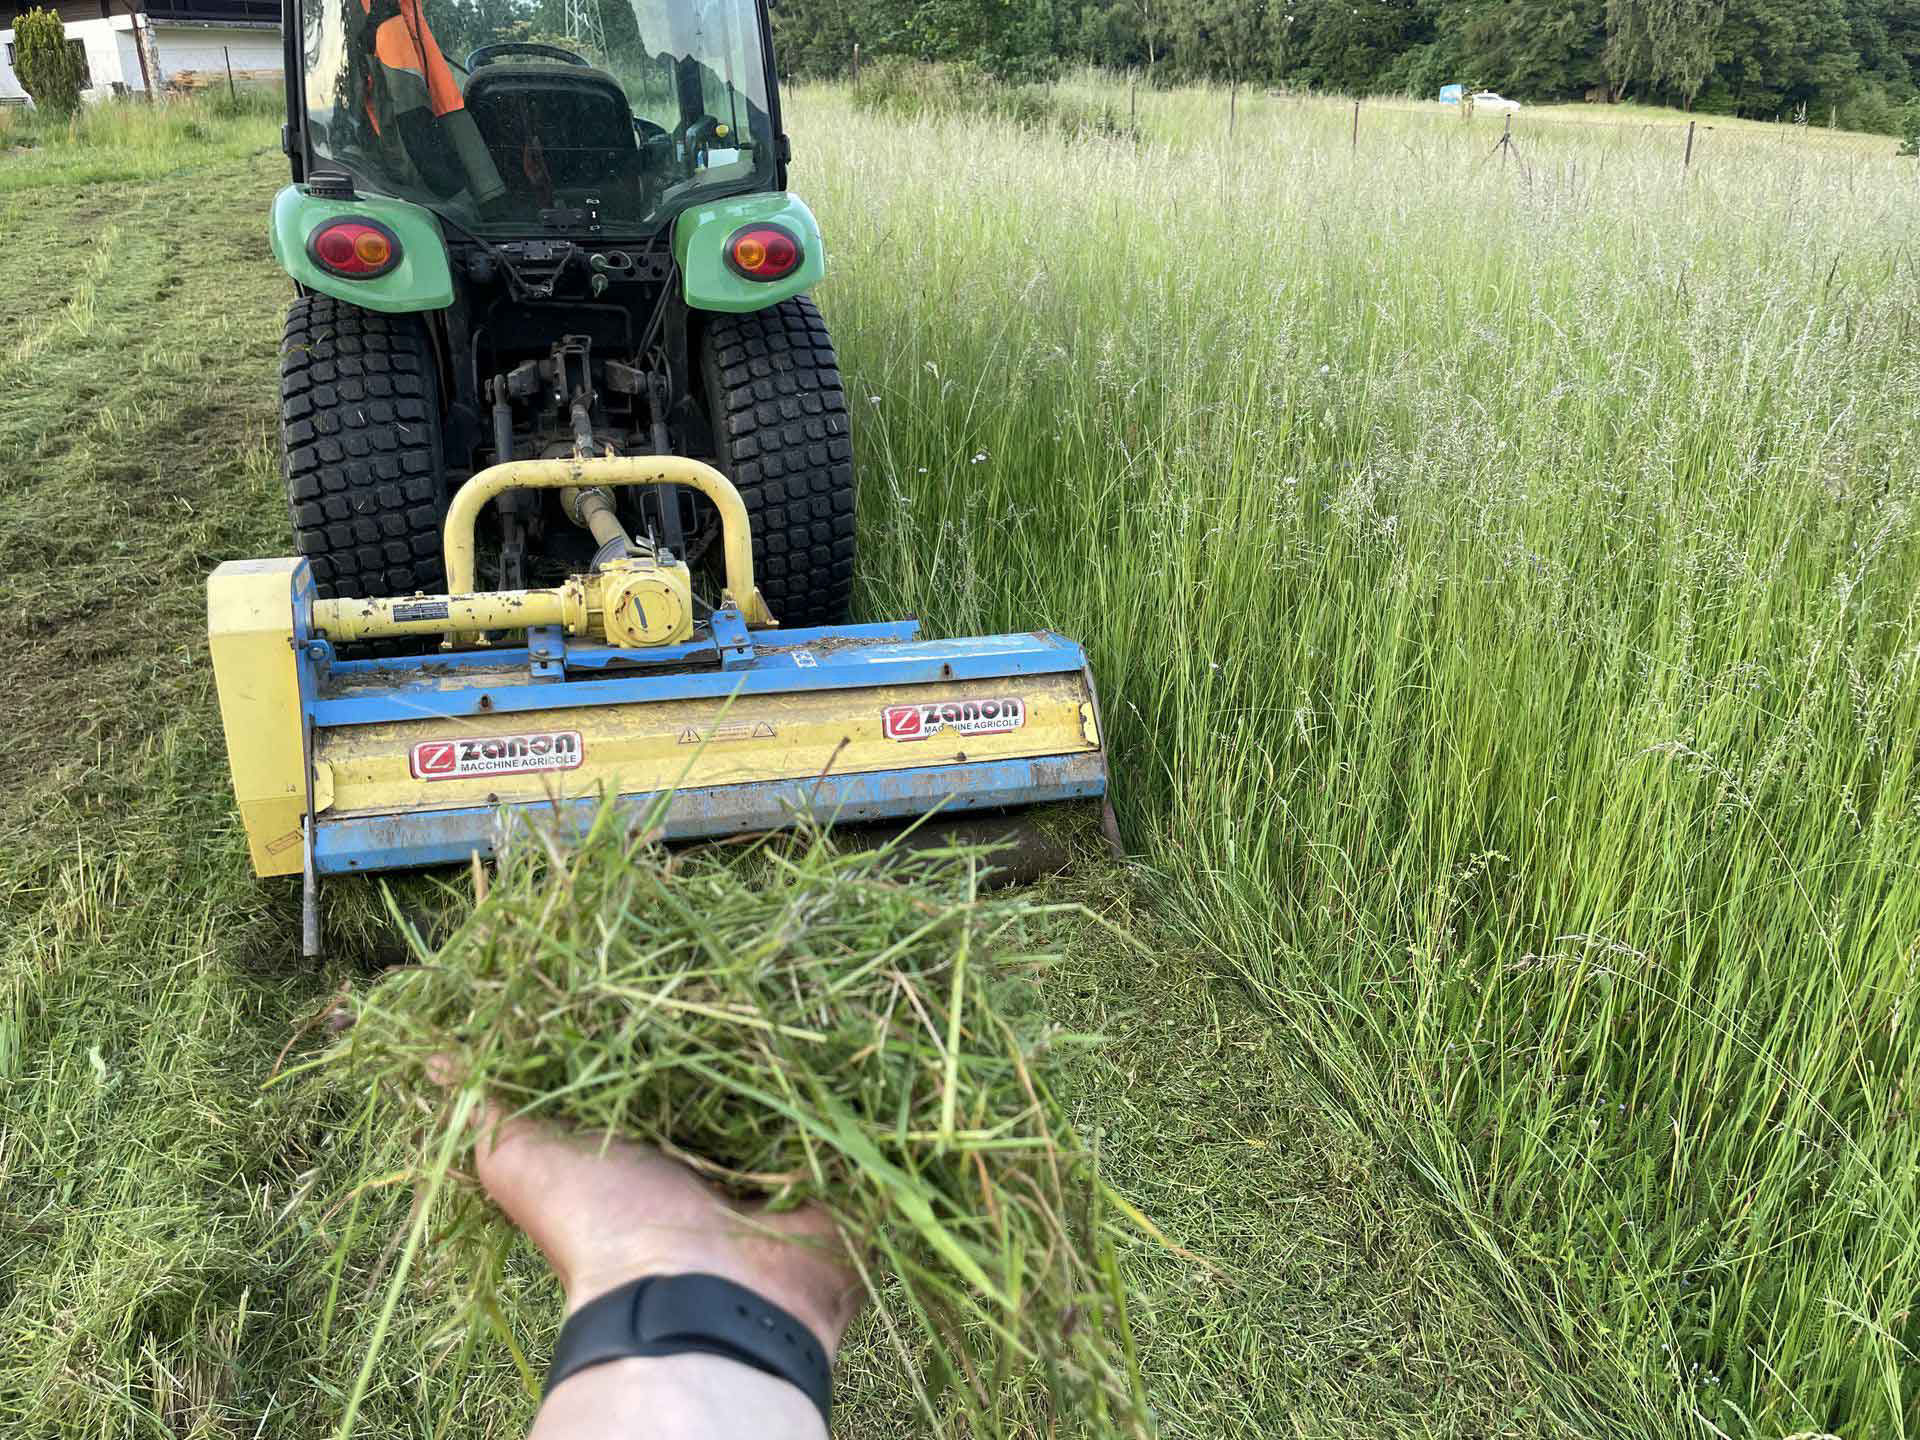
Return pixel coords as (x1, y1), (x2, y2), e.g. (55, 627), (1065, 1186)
(12, 7), (85, 116)
(1898, 98), (1920, 156)
(1690, 81), (1740, 117)
(204, 80), (283, 119)
(852, 60), (1136, 141)
(1836, 81), (1902, 136)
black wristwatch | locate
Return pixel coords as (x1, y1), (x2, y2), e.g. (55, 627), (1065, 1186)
(545, 1273), (832, 1430)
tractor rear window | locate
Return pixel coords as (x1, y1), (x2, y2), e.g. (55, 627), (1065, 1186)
(299, 0), (777, 238)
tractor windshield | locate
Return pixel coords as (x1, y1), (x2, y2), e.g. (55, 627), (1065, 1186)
(300, 0), (777, 238)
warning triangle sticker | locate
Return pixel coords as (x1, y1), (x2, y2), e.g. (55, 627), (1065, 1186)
(679, 726), (701, 744)
(752, 722), (776, 738)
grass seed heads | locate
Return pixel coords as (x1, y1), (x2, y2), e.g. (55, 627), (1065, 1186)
(345, 808), (1153, 1435)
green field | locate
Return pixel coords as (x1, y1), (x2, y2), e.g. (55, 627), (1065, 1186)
(4, 82), (1919, 1437)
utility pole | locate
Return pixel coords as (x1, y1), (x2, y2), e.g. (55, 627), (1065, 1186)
(564, 0), (608, 61)
(121, 0), (153, 99)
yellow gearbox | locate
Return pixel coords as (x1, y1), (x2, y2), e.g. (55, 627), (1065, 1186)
(596, 555), (694, 646)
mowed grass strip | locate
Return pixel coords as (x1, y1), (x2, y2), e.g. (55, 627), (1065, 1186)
(0, 110), (1569, 1437)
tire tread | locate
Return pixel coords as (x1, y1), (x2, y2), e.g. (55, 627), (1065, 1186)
(280, 295), (446, 600)
(701, 296), (855, 626)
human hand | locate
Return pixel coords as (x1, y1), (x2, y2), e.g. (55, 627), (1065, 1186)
(472, 1107), (864, 1360)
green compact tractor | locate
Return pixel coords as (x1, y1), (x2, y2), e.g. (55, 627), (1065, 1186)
(219, 0), (1111, 951)
(270, 0), (851, 618)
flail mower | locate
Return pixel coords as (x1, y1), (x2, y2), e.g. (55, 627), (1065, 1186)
(208, 0), (1112, 952)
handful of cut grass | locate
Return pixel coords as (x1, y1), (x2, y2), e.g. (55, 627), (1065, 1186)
(339, 803), (1154, 1436)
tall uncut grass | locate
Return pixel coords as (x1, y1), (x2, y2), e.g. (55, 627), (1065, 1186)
(0, 87), (279, 192)
(794, 83), (1920, 1434)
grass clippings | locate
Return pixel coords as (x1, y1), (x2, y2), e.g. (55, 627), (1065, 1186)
(334, 808), (1156, 1437)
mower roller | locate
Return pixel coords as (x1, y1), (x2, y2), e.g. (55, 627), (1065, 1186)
(209, 0), (1111, 950)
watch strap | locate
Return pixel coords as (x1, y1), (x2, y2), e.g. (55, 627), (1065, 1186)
(545, 1273), (832, 1429)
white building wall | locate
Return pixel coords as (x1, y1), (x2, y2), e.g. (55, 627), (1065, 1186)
(148, 23), (279, 81)
(74, 16), (130, 93)
(0, 15), (143, 99)
(0, 16), (282, 100)
(115, 26), (144, 87)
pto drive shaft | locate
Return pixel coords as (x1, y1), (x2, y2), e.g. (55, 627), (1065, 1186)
(561, 485), (636, 567)
(312, 588), (573, 643)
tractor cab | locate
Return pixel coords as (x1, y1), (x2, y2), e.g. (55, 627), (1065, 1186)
(295, 0), (777, 240)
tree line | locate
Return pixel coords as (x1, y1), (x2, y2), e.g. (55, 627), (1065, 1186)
(769, 0), (1920, 132)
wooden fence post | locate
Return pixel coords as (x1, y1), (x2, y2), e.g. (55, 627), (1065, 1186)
(851, 42), (860, 96)
(223, 45), (235, 102)
(1351, 99), (1358, 149)
(1684, 118), (1696, 172)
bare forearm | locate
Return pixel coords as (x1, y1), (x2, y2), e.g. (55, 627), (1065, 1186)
(530, 1356), (827, 1440)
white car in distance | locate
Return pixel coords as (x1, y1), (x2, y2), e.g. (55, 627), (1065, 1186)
(1470, 91), (1522, 114)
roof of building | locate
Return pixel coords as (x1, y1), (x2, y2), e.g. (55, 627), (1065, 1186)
(0, 0), (278, 26)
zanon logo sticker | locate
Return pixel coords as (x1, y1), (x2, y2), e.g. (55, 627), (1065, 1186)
(410, 731), (584, 780)
(882, 698), (1026, 741)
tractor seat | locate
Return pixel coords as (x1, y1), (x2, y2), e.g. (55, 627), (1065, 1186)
(462, 63), (638, 192)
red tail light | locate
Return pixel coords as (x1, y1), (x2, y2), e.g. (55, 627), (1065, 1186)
(725, 224), (801, 281)
(308, 219), (401, 278)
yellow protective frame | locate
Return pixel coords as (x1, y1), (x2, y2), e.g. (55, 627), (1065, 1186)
(310, 455), (775, 644)
(446, 457), (772, 620)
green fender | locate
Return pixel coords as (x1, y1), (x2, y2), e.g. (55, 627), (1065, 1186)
(674, 192), (825, 314)
(268, 184), (455, 313)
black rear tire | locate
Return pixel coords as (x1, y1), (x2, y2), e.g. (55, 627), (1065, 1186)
(280, 296), (448, 600)
(699, 296), (855, 627)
